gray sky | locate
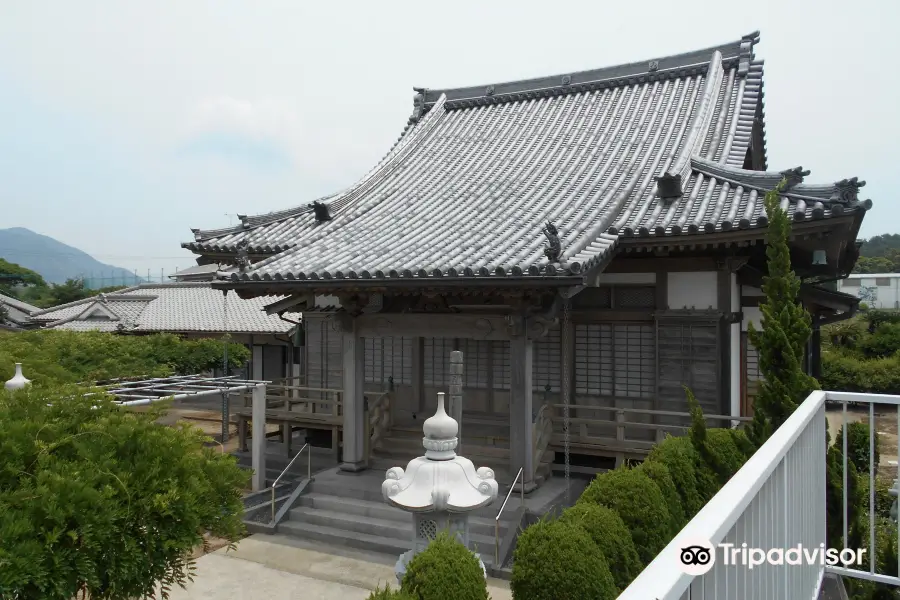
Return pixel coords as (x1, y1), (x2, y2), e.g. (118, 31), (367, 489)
(1, 0), (897, 275)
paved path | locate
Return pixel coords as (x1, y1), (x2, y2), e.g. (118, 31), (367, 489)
(165, 535), (513, 600)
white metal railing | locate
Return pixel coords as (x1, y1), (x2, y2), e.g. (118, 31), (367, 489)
(495, 467), (525, 566)
(618, 390), (900, 599)
(270, 442), (311, 523)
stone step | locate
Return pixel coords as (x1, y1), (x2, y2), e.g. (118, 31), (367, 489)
(294, 493), (515, 536)
(278, 519), (496, 564)
(288, 506), (506, 548)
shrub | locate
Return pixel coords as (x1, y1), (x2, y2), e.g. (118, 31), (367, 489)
(559, 503), (642, 591)
(401, 532), (487, 600)
(510, 518), (617, 600)
(835, 421), (881, 476)
(638, 460), (686, 534)
(577, 467), (671, 564)
(860, 322), (900, 359)
(367, 584), (416, 600)
(704, 429), (748, 483)
(646, 435), (703, 517)
(825, 444), (864, 550)
(0, 384), (248, 599)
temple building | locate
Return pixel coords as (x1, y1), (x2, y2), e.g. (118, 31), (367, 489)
(183, 31), (869, 490)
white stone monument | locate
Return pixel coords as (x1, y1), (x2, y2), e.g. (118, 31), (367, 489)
(382, 391), (499, 584)
(4, 363), (31, 390)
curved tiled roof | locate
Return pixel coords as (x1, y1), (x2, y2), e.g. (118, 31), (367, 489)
(188, 32), (870, 285)
(31, 283), (299, 333)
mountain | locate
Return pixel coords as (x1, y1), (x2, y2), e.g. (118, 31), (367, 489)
(0, 227), (140, 286)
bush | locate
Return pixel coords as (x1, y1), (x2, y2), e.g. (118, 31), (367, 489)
(401, 532), (488, 600)
(367, 584), (416, 600)
(510, 518), (617, 600)
(577, 467), (671, 564)
(0, 330), (250, 386)
(646, 435), (703, 517)
(704, 429), (748, 484)
(835, 421), (881, 476)
(860, 323), (900, 359)
(638, 460), (686, 534)
(0, 384), (249, 599)
(822, 352), (900, 395)
(559, 503), (642, 591)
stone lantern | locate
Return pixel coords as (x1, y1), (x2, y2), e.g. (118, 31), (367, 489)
(382, 391), (499, 584)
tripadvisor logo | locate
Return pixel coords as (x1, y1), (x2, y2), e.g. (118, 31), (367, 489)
(675, 538), (866, 575)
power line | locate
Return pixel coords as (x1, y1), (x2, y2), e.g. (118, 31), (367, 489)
(0, 252), (195, 259)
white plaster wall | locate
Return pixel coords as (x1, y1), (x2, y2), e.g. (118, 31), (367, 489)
(593, 272), (656, 285)
(667, 272), (718, 310)
(742, 306), (763, 332)
(743, 286), (764, 297)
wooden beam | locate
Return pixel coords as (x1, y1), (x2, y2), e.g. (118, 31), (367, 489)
(356, 314), (514, 340)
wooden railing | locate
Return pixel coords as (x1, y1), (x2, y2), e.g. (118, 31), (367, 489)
(238, 384), (343, 423)
(549, 403), (752, 453)
(531, 401), (553, 481)
(367, 391), (392, 454)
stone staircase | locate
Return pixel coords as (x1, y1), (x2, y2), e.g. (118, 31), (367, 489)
(278, 467), (521, 568)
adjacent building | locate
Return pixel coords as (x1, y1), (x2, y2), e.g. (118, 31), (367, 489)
(0, 292), (40, 330)
(838, 273), (900, 310)
(182, 31), (870, 487)
(28, 283), (301, 382)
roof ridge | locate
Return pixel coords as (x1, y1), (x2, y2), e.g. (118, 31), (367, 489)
(420, 32), (759, 109)
(31, 284), (144, 316)
(0, 292), (40, 314)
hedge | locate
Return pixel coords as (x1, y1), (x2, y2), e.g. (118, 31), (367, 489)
(577, 466), (671, 565)
(638, 460), (686, 534)
(834, 421), (880, 476)
(401, 532), (488, 600)
(559, 503), (642, 591)
(510, 518), (618, 600)
(646, 435), (703, 516)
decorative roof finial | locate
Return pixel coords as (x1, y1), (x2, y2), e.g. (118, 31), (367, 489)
(655, 172), (683, 202)
(542, 222), (561, 263)
(410, 88), (426, 124)
(309, 201), (332, 222)
(831, 178), (866, 204)
(235, 239), (250, 272)
(422, 392), (458, 460)
(779, 166), (810, 190)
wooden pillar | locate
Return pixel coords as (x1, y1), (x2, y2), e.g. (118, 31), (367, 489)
(340, 319), (367, 472)
(251, 384), (267, 491)
(412, 337), (425, 416)
(510, 325), (535, 491)
(252, 345), (264, 381)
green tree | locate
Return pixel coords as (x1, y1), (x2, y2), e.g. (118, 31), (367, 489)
(746, 179), (818, 445)
(0, 258), (47, 291)
(0, 385), (249, 599)
(0, 330), (250, 386)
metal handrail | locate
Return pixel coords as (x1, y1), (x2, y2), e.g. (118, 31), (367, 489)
(494, 467), (525, 566)
(270, 442), (311, 522)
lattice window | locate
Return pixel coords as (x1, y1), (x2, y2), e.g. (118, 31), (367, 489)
(574, 323), (654, 397)
(424, 338), (452, 386)
(365, 337), (413, 385)
(614, 286), (656, 309)
(657, 320), (718, 414)
(492, 341), (510, 390)
(462, 339), (490, 388)
(417, 519), (437, 541)
(533, 327), (561, 391)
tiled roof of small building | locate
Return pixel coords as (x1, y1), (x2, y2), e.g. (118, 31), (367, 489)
(31, 283), (299, 333)
(0, 292), (40, 327)
(187, 32), (871, 284)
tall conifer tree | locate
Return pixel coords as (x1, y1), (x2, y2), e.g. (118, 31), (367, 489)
(746, 179), (818, 445)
